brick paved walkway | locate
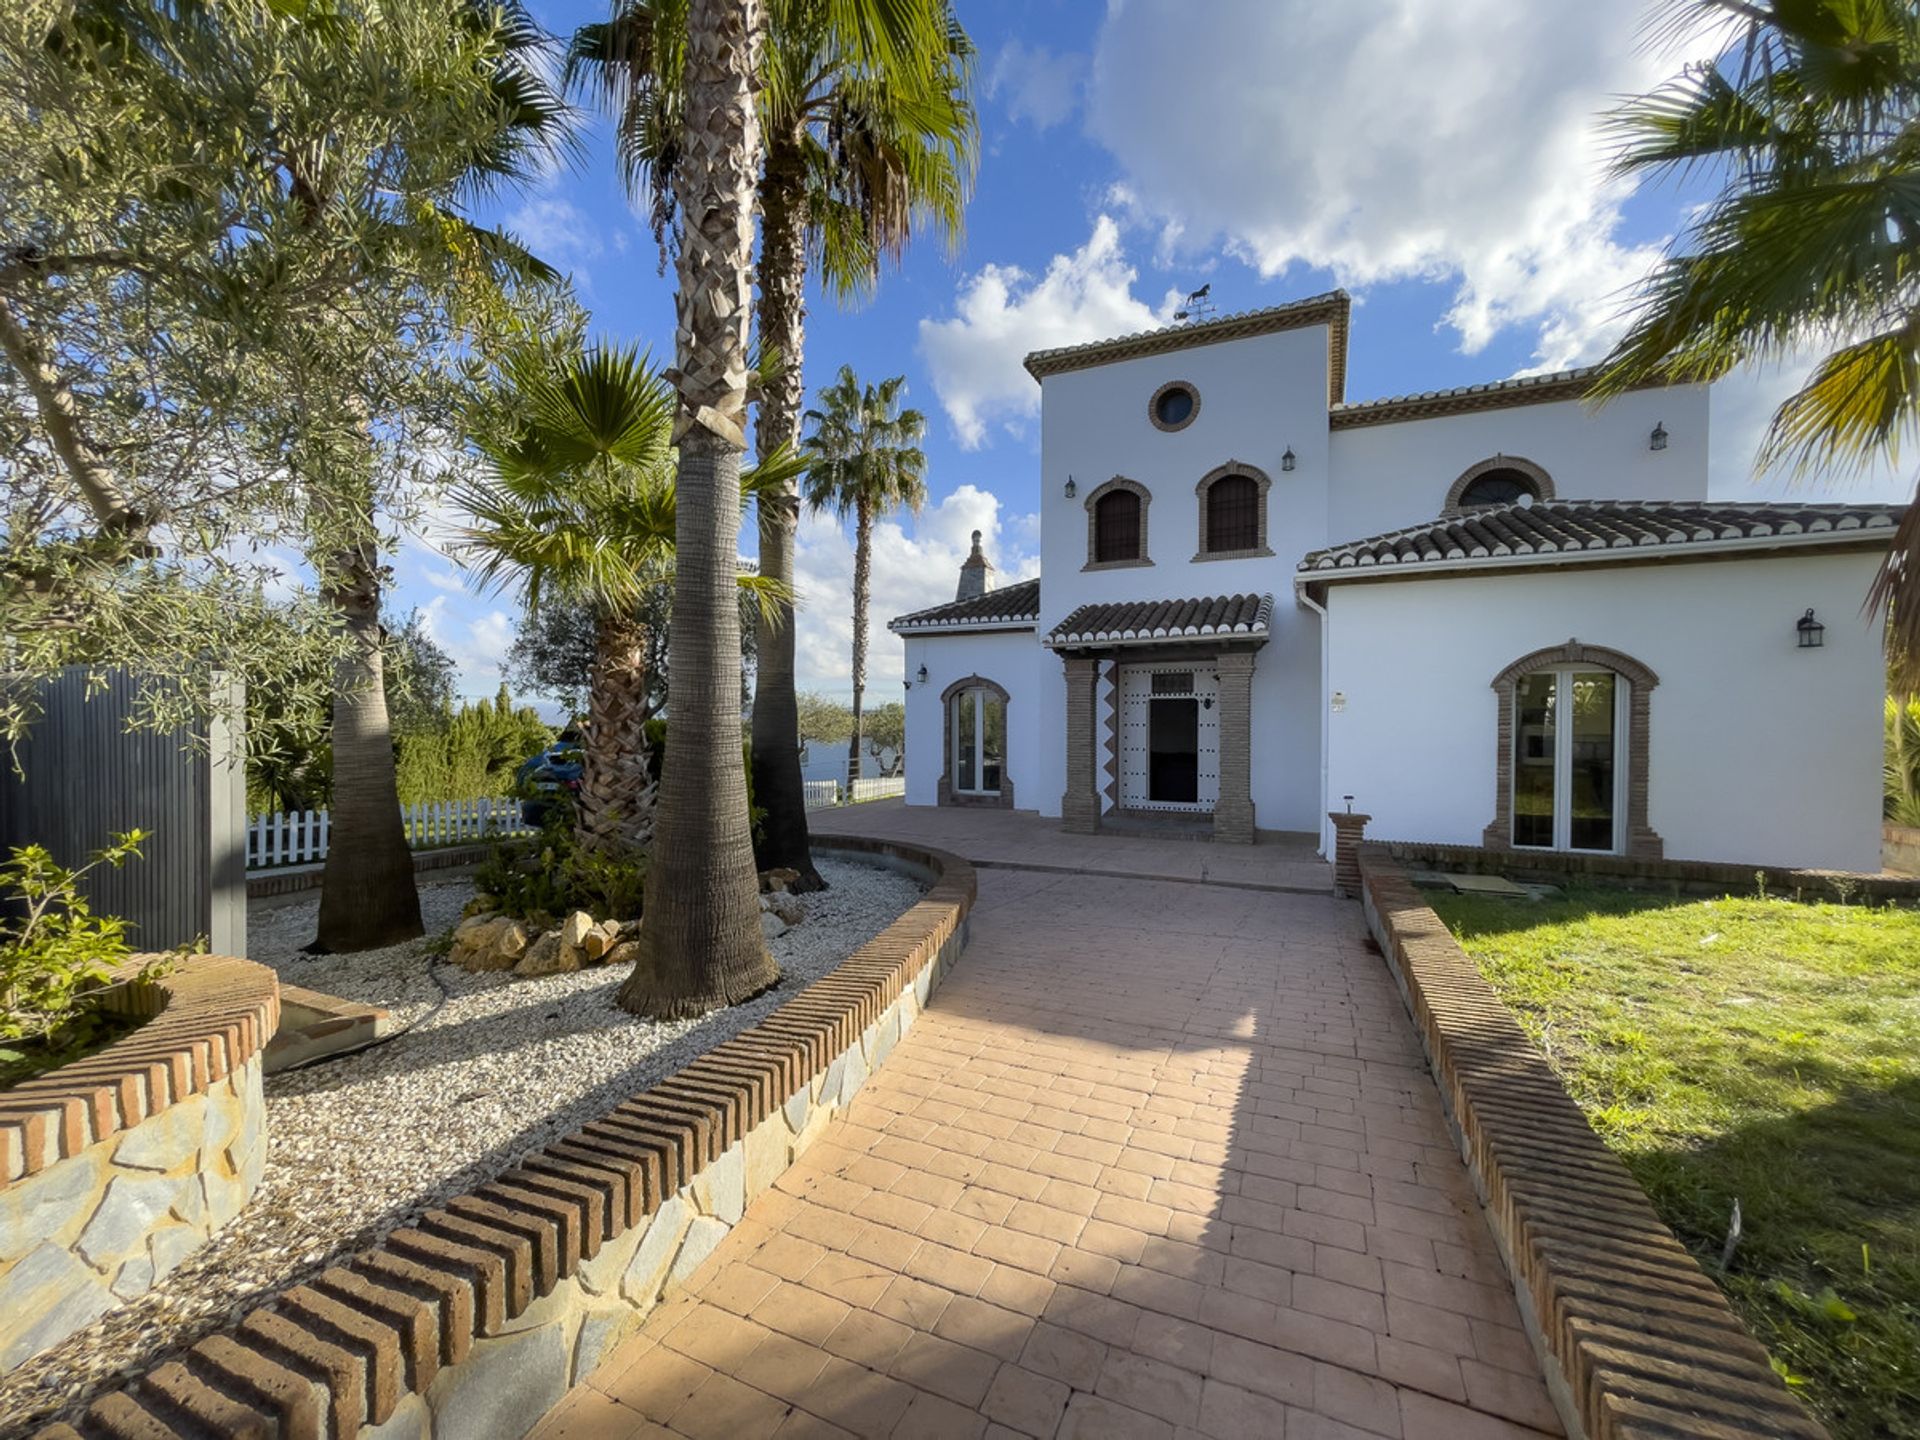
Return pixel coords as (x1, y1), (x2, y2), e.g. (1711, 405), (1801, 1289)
(531, 866), (1561, 1440)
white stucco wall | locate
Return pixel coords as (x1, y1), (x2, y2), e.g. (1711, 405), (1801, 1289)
(1319, 549), (1887, 872)
(1326, 384), (1711, 542)
(898, 630), (1046, 808)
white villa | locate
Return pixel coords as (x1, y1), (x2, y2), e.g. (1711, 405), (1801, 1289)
(889, 292), (1905, 873)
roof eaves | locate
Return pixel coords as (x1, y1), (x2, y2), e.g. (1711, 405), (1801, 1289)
(1327, 367), (1690, 429)
(1023, 292), (1352, 406)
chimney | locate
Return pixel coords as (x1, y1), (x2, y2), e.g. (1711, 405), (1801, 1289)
(956, 529), (995, 601)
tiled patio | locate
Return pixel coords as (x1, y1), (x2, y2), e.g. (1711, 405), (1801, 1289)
(530, 841), (1560, 1440)
(808, 799), (1333, 894)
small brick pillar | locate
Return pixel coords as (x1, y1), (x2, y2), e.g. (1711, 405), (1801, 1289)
(1329, 811), (1370, 898)
(1060, 655), (1102, 834)
(1211, 653), (1257, 844)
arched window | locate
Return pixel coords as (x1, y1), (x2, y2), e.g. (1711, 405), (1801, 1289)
(1194, 463), (1274, 558)
(1484, 642), (1661, 858)
(938, 676), (1013, 808)
(1444, 456), (1556, 514)
(1084, 478), (1152, 568)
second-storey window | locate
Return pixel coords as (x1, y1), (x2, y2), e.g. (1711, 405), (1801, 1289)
(1205, 474), (1260, 552)
(1094, 489), (1142, 562)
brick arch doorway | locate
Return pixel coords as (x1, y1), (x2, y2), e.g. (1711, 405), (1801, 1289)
(938, 676), (1015, 808)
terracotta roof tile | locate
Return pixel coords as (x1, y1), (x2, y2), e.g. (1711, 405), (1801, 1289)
(889, 577), (1041, 633)
(1299, 499), (1906, 581)
(1045, 593), (1274, 647)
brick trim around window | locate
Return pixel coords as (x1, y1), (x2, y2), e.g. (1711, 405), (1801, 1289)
(936, 675), (1015, 809)
(1147, 379), (1201, 433)
(1484, 641), (1662, 858)
(1083, 476), (1154, 570)
(1442, 454), (1556, 514)
(1192, 461), (1275, 561)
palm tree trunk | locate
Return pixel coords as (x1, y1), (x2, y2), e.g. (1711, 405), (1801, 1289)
(749, 137), (822, 889)
(576, 606), (656, 859)
(620, 0), (775, 1018)
(846, 500), (872, 782)
(315, 535), (422, 952)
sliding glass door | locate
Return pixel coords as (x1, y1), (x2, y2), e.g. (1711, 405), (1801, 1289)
(1511, 669), (1623, 852)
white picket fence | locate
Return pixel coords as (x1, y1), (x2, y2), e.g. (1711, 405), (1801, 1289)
(802, 774), (906, 810)
(247, 797), (532, 870)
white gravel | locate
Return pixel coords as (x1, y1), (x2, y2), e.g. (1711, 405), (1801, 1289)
(2, 855), (926, 1437)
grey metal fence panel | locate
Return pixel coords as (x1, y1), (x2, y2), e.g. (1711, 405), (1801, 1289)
(0, 667), (245, 955)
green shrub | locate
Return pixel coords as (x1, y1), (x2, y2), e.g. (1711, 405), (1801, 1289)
(1889, 693), (1920, 826)
(1, 832), (174, 1080)
(474, 796), (648, 923)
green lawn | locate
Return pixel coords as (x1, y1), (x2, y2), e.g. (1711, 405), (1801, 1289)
(1426, 884), (1920, 1440)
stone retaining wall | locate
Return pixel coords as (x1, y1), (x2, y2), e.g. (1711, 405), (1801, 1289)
(1381, 837), (1920, 903)
(1356, 845), (1827, 1440)
(1, 956), (280, 1372)
(35, 837), (975, 1440)
(1887, 822), (1920, 877)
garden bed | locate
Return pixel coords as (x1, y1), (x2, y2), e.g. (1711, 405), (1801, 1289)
(1, 853), (926, 1437)
(1426, 880), (1920, 1440)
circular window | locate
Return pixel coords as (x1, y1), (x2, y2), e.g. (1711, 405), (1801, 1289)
(1149, 381), (1199, 432)
(1457, 469), (1538, 509)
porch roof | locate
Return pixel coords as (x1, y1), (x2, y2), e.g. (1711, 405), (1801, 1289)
(889, 576), (1041, 635)
(1298, 499), (1906, 586)
(1044, 592), (1274, 649)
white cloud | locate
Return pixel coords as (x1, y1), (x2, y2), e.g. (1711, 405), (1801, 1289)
(791, 484), (1039, 698)
(1084, 0), (1685, 370)
(986, 40), (1086, 132)
(415, 593), (519, 696)
(918, 215), (1175, 447)
(504, 195), (607, 279)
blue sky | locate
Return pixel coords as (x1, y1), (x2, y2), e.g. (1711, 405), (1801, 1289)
(394, 0), (1912, 705)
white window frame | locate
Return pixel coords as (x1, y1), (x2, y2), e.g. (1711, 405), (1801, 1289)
(1511, 667), (1629, 855)
(949, 688), (1001, 797)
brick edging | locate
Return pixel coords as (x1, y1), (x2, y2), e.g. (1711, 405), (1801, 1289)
(1357, 846), (1828, 1440)
(0, 954), (281, 1187)
(32, 839), (976, 1440)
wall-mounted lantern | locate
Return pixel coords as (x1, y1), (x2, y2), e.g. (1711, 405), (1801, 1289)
(1281, 447), (1297, 472)
(1063, 475), (1077, 499)
(1796, 608), (1824, 648)
(917, 663), (930, 684)
(1649, 421), (1669, 451)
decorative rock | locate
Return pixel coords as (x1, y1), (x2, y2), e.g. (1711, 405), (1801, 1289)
(581, 925), (612, 963)
(603, 938), (643, 967)
(759, 909), (790, 942)
(758, 867), (800, 894)
(559, 911), (594, 949)
(769, 894), (806, 927)
(0, 1244), (114, 1370)
(461, 894), (500, 918)
(514, 930), (577, 977)
(76, 1175), (183, 1271)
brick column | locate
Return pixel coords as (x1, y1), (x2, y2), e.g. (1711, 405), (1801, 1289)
(1060, 655), (1101, 834)
(1212, 652), (1257, 844)
(1329, 810), (1371, 897)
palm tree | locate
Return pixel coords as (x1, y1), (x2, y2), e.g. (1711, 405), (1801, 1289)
(615, 0), (772, 1018)
(1597, 0), (1920, 683)
(461, 344), (796, 858)
(802, 365), (928, 778)
(567, 0), (974, 889)
(459, 345), (678, 857)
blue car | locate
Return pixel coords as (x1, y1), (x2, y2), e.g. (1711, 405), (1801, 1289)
(517, 737), (583, 826)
